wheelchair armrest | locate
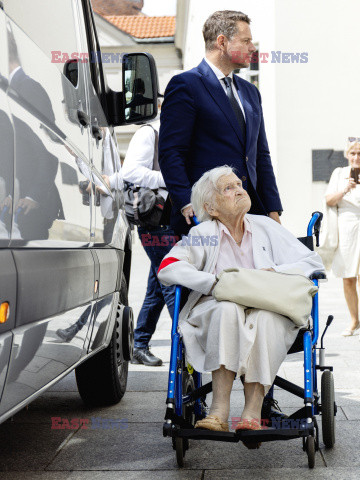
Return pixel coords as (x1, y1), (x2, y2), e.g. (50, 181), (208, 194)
(309, 270), (327, 280)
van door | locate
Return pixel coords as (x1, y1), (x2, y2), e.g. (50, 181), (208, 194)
(0, 8), (15, 401)
(0, 1), (97, 417)
(0, 9), (13, 248)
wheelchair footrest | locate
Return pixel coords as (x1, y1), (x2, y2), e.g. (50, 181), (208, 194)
(174, 423), (314, 444)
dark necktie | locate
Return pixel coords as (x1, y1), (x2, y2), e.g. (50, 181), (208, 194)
(223, 76), (246, 141)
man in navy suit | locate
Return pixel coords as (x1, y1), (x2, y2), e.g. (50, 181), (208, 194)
(159, 10), (285, 423)
(159, 10), (282, 235)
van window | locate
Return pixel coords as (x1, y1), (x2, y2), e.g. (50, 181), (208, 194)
(4, 0), (80, 83)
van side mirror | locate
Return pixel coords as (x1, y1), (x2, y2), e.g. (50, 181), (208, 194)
(122, 53), (159, 124)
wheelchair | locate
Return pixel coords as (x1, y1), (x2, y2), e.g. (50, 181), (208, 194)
(163, 212), (336, 469)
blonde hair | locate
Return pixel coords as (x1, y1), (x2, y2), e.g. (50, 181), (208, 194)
(191, 166), (234, 222)
(345, 140), (360, 158)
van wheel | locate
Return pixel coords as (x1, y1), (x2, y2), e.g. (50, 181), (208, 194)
(75, 277), (129, 406)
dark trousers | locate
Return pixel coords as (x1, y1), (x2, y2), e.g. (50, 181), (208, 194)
(134, 225), (178, 349)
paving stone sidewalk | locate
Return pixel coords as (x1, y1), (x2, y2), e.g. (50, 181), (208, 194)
(0, 232), (359, 479)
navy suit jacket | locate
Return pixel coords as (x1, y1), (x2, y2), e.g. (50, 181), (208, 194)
(159, 59), (282, 234)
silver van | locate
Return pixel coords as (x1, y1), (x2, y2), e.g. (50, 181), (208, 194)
(0, 0), (159, 422)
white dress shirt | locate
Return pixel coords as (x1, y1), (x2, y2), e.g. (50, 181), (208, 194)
(122, 120), (167, 199)
(101, 130), (123, 219)
(181, 59), (247, 213)
(204, 57), (246, 121)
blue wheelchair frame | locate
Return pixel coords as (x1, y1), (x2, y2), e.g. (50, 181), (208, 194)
(163, 212), (336, 468)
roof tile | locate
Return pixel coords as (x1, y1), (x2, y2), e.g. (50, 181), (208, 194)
(104, 15), (176, 39)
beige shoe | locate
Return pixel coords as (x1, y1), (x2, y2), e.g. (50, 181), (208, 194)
(341, 325), (360, 336)
(195, 415), (229, 432)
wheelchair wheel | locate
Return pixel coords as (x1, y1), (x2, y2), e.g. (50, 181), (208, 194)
(175, 437), (185, 467)
(174, 370), (196, 467)
(306, 435), (315, 469)
(321, 370), (336, 448)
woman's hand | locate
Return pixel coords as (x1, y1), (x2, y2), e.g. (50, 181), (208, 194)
(344, 177), (357, 194)
(261, 268), (275, 272)
(326, 177), (357, 207)
(182, 205), (194, 225)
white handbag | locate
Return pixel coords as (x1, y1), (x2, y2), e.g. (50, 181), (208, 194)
(212, 268), (318, 327)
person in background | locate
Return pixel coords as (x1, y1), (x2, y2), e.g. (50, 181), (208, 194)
(122, 115), (176, 366)
(325, 138), (360, 337)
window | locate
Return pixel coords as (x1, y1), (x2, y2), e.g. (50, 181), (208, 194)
(82, 0), (105, 96)
(237, 46), (260, 90)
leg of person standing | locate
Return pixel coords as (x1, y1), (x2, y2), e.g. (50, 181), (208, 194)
(341, 277), (360, 335)
(132, 225), (176, 366)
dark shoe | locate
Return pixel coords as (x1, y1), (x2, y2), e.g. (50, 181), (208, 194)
(261, 397), (288, 422)
(56, 324), (78, 342)
(131, 347), (162, 366)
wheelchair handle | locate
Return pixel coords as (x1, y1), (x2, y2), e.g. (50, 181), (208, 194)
(320, 315), (334, 349)
(308, 211), (323, 247)
(192, 215), (199, 226)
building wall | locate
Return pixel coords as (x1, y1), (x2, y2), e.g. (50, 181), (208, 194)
(176, 0), (360, 235)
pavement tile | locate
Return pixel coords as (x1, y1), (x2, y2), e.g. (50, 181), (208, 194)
(341, 405), (360, 420)
(47, 422), (178, 471)
(0, 472), (203, 480)
(0, 473), (74, 480)
(204, 468), (359, 479)
(10, 391), (168, 424)
(0, 423), (72, 472)
(46, 422), (325, 471)
(321, 421), (360, 467)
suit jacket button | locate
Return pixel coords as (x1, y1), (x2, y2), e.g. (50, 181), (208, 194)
(242, 176), (247, 182)
(246, 156), (249, 162)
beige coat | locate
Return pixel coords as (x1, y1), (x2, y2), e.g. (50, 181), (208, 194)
(158, 215), (324, 388)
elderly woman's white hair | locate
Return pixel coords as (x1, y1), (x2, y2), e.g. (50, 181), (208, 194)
(191, 165), (234, 222)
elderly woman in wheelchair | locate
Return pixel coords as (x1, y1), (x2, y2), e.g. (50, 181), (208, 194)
(158, 166), (324, 436)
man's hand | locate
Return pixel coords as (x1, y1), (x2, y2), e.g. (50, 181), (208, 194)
(96, 174), (111, 195)
(0, 196), (12, 215)
(269, 211), (281, 224)
(17, 198), (39, 215)
(181, 205), (194, 225)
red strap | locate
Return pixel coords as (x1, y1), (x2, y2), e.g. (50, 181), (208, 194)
(157, 257), (179, 275)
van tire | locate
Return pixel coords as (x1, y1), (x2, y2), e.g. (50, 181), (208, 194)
(75, 277), (129, 406)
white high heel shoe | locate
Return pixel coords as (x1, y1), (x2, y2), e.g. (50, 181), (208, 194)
(341, 325), (360, 336)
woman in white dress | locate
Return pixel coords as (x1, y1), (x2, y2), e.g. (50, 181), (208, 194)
(158, 166), (324, 437)
(326, 139), (360, 336)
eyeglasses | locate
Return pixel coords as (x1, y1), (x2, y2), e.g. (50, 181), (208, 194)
(348, 137), (360, 143)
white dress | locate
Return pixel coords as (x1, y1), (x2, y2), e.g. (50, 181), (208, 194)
(327, 167), (360, 278)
